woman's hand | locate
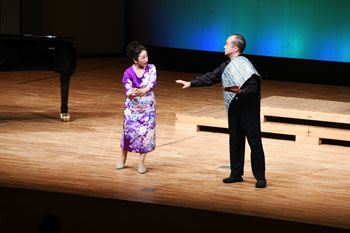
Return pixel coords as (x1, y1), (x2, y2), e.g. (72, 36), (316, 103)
(129, 87), (150, 98)
(137, 87), (150, 96)
(175, 80), (191, 89)
(128, 88), (139, 98)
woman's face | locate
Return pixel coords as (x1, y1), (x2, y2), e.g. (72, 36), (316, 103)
(134, 50), (148, 68)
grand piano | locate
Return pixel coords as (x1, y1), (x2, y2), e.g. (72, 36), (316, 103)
(0, 34), (77, 121)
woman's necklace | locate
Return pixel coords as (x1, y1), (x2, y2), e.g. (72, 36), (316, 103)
(134, 64), (145, 77)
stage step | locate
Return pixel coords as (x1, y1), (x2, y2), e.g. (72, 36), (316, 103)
(175, 96), (350, 145)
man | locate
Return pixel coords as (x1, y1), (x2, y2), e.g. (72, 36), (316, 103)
(176, 34), (266, 188)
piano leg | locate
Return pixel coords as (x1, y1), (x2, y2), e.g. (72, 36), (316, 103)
(59, 73), (72, 122)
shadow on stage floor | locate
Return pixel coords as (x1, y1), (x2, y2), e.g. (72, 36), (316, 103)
(0, 187), (347, 233)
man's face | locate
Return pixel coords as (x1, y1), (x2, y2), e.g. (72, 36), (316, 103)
(224, 36), (236, 56)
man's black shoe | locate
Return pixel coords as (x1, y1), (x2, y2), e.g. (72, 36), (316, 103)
(255, 179), (267, 188)
(223, 176), (243, 183)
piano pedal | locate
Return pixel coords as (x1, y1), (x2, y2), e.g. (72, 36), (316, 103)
(60, 113), (70, 122)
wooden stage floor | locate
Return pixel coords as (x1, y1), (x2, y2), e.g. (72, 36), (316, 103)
(0, 57), (349, 232)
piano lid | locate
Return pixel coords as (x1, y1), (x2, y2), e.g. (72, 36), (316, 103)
(0, 33), (77, 73)
(0, 34), (75, 40)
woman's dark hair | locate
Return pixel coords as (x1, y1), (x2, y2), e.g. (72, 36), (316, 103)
(125, 41), (146, 61)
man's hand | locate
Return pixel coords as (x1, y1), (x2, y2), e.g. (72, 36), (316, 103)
(222, 85), (241, 94)
(175, 80), (191, 89)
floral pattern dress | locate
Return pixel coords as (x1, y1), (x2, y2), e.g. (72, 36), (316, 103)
(120, 64), (157, 153)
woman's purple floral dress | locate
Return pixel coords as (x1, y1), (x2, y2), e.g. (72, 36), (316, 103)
(120, 64), (157, 153)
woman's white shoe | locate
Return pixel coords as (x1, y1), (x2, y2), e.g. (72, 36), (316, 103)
(138, 167), (147, 174)
(116, 163), (125, 170)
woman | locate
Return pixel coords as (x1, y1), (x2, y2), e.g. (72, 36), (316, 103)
(117, 41), (157, 174)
